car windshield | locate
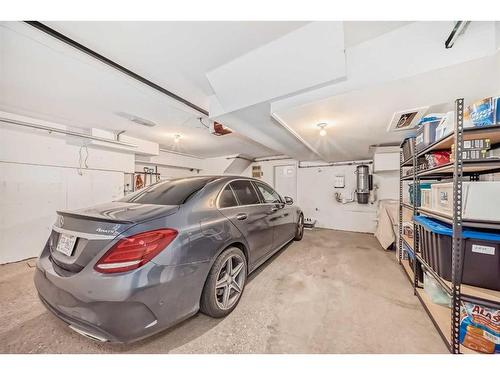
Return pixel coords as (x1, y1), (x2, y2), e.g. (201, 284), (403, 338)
(119, 177), (215, 205)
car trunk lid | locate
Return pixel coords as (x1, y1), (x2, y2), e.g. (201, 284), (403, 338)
(49, 202), (178, 274)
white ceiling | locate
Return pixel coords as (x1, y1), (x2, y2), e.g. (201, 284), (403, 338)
(275, 53), (500, 161)
(1, 21), (498, 162)
(0, 21), (284, 158)
(343, 21), (412, 47)
(268, 21), (499, 161)
(45, 21), (308, 109)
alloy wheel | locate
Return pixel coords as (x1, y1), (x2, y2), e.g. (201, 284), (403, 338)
(215, 254), (246, 310)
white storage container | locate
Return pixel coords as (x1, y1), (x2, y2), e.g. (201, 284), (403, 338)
(421, 188), (432, 209)
(431, 182), (500, 221)
(435, 111), (454, 140)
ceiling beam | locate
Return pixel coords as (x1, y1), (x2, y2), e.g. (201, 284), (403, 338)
(24, 21), (209, 116)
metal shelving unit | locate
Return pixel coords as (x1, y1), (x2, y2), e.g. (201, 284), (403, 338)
(398, 98), (500, 354)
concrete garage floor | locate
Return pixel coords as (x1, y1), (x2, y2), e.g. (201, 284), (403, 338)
(0, 229), (447, 353)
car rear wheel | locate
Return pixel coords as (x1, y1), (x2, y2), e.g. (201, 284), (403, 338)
(200, 247), (247, 318)
(294, 214), (304, 241)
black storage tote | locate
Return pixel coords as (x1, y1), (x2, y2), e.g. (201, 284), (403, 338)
(414, 215), (500, 291)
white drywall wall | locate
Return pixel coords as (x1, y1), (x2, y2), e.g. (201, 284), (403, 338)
(297, 164), (377, 233)
(243, 158), (399, 233)
(135, 151), (239, 176)
(0, 114), (137, 263)
(0, 165), (124, 264)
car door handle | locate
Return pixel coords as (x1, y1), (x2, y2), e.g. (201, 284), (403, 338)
(236, 213), (248, 220)
(269, 207), (278, 213)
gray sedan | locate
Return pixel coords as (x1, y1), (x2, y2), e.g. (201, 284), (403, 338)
(34, 176), (304, 343)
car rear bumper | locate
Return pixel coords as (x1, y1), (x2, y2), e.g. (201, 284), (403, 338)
(34, 257), (212, 343)
(34, 268), (161, 343)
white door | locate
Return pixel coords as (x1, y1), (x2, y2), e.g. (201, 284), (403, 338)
(274, 165), (297, 201)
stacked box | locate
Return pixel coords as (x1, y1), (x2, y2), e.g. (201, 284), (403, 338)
(451, 138), (491, 161)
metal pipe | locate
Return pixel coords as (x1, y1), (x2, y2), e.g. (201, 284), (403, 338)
(0, 117), (138, 147)
(253, 155), (292, 162)
(24, 21), (209, 116)
(225, 155), (254, 162)
(298, 160), (373, 168)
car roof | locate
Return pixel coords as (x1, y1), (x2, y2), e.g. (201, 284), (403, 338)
(164, 175), (264, 184)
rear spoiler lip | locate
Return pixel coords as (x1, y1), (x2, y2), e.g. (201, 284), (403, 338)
(56, 205), (180, 225)
(56, 211), (135, 224)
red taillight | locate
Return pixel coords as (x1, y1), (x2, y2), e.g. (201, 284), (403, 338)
(94, 228), (178, 274)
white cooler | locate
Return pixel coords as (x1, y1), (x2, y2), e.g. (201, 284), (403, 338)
(431, 181), (500, 221)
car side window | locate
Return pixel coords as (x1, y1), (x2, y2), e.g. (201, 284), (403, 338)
(219, 185), (238, 208)
(255, 182), (281, 204)
(229, 180), (260, 206)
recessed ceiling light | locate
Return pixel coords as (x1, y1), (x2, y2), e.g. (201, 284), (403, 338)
(317, 123), (328, 136)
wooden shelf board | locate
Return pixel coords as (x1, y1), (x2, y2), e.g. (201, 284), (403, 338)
(460, 345), (484, 354)
(401, 202), (413, 210)
(415, 288), (452, 347)
(441, 280), (500, 305)
(401, 158), (413, 167)
(402, 235), (414, 251)
(401, 258), (414, 282)
(417, 160), (500, 177)
(416, 125), (500, 158)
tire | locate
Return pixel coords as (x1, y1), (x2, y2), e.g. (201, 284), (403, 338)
(294, 214), (304, 241)
(200, 247), (247, 318)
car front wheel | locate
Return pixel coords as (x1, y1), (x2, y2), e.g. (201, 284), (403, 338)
(294, 214), (304, 241)
(200, 247), (247, 318)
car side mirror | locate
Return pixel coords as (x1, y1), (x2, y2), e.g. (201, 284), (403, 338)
(284, 196), (293, 205)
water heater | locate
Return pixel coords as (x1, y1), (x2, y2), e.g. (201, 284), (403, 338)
(355, 164), (372, 204)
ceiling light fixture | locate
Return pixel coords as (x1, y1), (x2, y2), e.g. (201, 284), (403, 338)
(173, 134), (182, 143)
(317, 123), (328, 136)
(115, 112), (156, 127)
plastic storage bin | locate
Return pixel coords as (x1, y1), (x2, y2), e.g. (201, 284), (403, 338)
(421, 188), (432, 209)
(403, 242), (423, 283)
(414, 215), (500, 291)
(401, 138), (414, 162)
(409, 182), (432, 207)
(415, 122), (440, 151)
(430, 182), (500, 222)
(435, 111), (454, 140)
